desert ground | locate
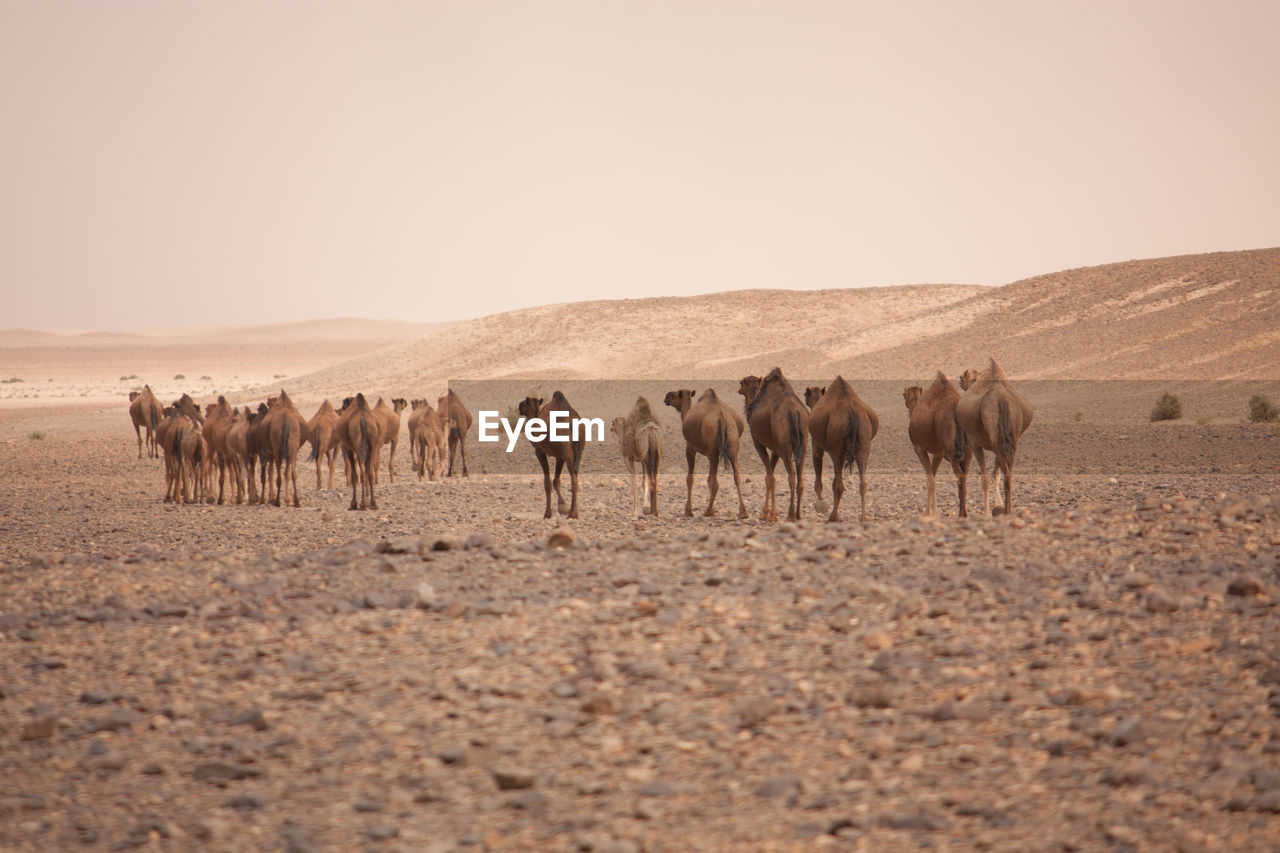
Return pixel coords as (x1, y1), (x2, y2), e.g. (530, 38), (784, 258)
(3, 251), (1280, 852)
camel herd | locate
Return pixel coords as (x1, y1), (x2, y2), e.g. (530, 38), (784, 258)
(126, 358), (1033, 521)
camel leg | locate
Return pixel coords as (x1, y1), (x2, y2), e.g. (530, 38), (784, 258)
(812, 446), (824, 502)
(289, 455), (300, 507)
(537, 452), (553, 518)
(217, 459), (227, 505)
(753, 442), (772, 521)
(951, 458), (968, 518)
(553, 457), (568, 515)
(459, 437), (468, 477)
(761, 451), (782, 522)
(911, 444), (934, 517)
(930, 455), (944, 517)
(857, 456), (869, 522)
(387, 440), (396, 483)
(684, 447), (696, 517)
(973, 447), (991, 517)
(648, 465), (659, 517)
(134, 423), (143, 459)
(828, 452), (843, 523)
(1000, 453), (1014, 516)
(315, 447), (323, 489)
(704, 450), (719, 517)
(783, 453), (799, 522)
(567, 463), (579, 519)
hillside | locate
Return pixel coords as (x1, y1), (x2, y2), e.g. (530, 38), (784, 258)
(279, 248), (1280, 400)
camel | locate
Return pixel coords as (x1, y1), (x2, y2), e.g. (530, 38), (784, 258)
(337, 393), (384, 510)
(807, 376), (879, 522)
(157, 409), (204, 505)
(611, 396), (661, 517)
(903, 371), (972, 518)
(738, 368), (808, 522)
(406, 399), (428, 474)
(128, 386), (163, 459)
(245, 402), (271, 504)
(372, 397), (407, 483)
(438, 390), (473, 477)
(171, 393), (204, 425)
(956, 358), (1034, 516)
(201, 397), (248, 505)
(305, 400), (340, 489)
(519, 391), (584, 519)
(261, 390), (306, 507)
(663, 388), (749, 519)
(414, 406), (444, 481)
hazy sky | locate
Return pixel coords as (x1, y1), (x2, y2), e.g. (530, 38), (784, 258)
(3, 1), (1278, 331)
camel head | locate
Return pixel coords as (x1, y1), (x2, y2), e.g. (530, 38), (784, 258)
(410, 399), (424, 410)
(903, 386), (923, 412)
(129, 391), (139, 402)
(340, 396), (354, 412)
(663, 389), (694, 413)
(737, 375), (762, 404)
(804, 386), (825, 409)
(517, 396), (543, 419)
(959, 369), (978, 391)
(392, 397), (407, 413)
(611, 416), (627, 441)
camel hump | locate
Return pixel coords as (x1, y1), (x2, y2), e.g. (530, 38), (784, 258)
(986, 358), (1008, 382)
(702, 388), (719, 402)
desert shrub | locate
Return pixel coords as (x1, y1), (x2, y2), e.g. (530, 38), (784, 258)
(28, 431), (45, 440)
(1072, 411), (1083, 422)
(174, 374), (185, 380)
(1249, 394), (1279, 423)
(1196, 416), (1213, 426)
(3, 377), (23, 383)
(119, 374), (139, 381)
(500, 405), (522, 429)
(274, 374), (285, 379)
(1149, 393), (1182, 422)
(200, 375), (212, 381)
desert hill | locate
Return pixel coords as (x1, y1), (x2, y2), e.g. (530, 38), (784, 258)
(284, 248), (1280, 400)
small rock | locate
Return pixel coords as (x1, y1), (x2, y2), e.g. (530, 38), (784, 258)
(1228, 574), (1265, 596)
(755, 774), (802, 799)
(733, 696), (776, 729)
(547, 527), (576, 549)
(1145, 588), (1179, 613)
(20, 716), (55, 741)
(230, 708), (270, 731)
(414, 582), (438, 610)
(491, 766), (536, 790)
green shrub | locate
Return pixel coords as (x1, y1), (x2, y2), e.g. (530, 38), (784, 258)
(1249, 394), (1279, 423)
(1150, 393), (1182, 422)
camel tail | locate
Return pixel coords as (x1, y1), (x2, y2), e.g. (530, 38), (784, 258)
(307, 437), (319, 462)
(716, 419), (733, 472)
(952, 408), (968, 467)
(194, 438), (204, 467)
(280, 419), (291, 463)
(359, 417), (372, 465)
(790, 410), (804, 472)
(843, 415), (861, 474)
(644, 432), (660, 478)
(150, 400), (161, 429)
(170, 429), (183, 459)
(997, 397), (1015, 460)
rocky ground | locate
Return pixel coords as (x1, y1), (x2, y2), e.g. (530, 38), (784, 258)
(3, 427), (1280, 852)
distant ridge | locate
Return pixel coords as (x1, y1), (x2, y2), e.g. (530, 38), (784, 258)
(275, 248), (1279, 398)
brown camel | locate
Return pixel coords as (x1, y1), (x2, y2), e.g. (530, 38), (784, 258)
(157, 409), (204, 505)
(611, 396), (662, 517)
(262, 390), (306, 507)
(337, 393), (384, 510)
(371, 397), (407, 483)
(519, 391), (584, 519)
(438, 390), (473, 477)
(738, 368), (809, 522)
(245, 402), (271, 504)
(903, 371), (972, 518)
(956, 358), (1034, 516)
(406, 399), (428, 474)
(201, 396), (248, 505)
(128, 386), (163, 459)
(807, 376), (879, 522)
(663, 388), (749, 519)
(306, 400), (340, 489)
(414, 406), (444, 481)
